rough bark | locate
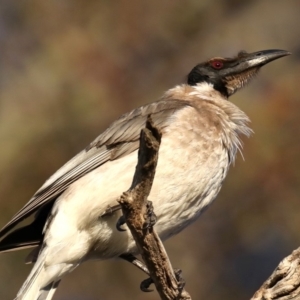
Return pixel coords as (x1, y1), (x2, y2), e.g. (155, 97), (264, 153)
(251, 247), (300, 300)
(118, 116), (191, 300)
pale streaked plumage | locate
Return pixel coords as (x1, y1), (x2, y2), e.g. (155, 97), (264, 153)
(17, 83), (251, 299)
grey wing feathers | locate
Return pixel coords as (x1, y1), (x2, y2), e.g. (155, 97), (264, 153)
(0, 99), (190, 238)
(89, 99), (190, 147)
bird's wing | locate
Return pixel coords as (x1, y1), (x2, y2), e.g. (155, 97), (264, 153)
(0, 99), (191, 238)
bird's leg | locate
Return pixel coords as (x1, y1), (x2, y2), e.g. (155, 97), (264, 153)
(120, 253), (153, 292)
(119, 253), (150, 275)
(102, 204), (126, 232)
(102, 204), (121, 217)
(143, 200), (157, 230)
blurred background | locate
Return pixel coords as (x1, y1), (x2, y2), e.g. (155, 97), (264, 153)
(0, 0), (299, 299)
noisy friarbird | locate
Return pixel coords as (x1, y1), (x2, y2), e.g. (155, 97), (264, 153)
(0, 49), (290, 300)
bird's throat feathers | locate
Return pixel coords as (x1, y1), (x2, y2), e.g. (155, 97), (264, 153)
(164, 83), (252, 163)
(224, 67), (259, 96)
(164, 82), (224, 102)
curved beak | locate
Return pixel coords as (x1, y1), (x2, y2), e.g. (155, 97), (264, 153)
(221, 49), (291, 96)
(240, 49), (291, 68)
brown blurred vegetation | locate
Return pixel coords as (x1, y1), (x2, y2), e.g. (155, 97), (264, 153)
(0, 0), (299, 299)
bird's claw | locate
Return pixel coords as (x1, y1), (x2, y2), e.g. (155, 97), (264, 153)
(140, 277), (154, 292)
(174, 268), (186, 292)
(116, 215), (126, 231)
(140, 269), (185, 293)
(143, 200), (157, 230)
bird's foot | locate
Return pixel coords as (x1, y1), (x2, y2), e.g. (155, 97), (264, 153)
(119, 253), (149, 275)
(143, 200), (157, 230)
(174, 268), (186, 292)
(140, 277), (154, 292)
(140, 268), (185, 293)
(116, 215), (126, 231)
(102, 204), (121, 217)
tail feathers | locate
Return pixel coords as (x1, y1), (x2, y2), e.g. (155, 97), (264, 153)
(15, 250), (60, 300)
(25, 245), (42, 264)
(15, 253), (45, 300)
(37, 281), (61, 300)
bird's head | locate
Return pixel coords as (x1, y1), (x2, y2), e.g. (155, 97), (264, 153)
(187, 49), (290, 98)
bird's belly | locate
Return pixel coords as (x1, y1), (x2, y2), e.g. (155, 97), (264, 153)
(48, 131), (230, 261)
(149, 135), (229, 241)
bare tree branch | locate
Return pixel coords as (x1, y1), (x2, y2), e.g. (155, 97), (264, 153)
(118, 116), (192, 300)
(251, 247), (300, 300)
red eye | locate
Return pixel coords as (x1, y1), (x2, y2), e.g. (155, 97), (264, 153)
(210, 60), (224, 69)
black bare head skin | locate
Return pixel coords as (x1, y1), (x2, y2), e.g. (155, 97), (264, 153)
(187, 49), (291, 98)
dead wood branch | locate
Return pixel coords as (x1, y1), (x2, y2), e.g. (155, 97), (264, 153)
(251, 247), (300, 300)
(118, 116), (192, 300)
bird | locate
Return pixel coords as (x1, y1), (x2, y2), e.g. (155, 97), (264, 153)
(0, 49), (290, 300)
